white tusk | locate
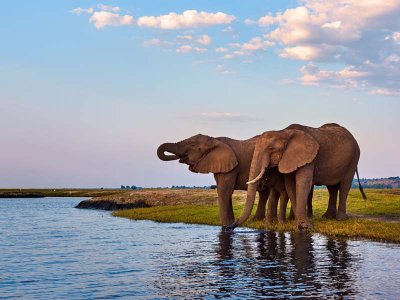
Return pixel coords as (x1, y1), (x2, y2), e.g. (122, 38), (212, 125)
(246, 168), (266, 185)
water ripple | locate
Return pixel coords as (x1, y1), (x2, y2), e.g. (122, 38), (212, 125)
(0, 198), (399, 299)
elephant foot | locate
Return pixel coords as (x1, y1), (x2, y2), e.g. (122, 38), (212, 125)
(336, 211), (349, 221)
(278, 216), (287, 224)
(297, 219), (313, 231)
(322, 211), (337, 219)
(288, 211), (295, 221)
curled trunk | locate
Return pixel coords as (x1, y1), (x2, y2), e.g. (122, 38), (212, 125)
(157, 143), (180, 161)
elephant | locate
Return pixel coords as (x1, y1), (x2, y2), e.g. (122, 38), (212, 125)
(230, 123), (366, 230)
(157, 134), (271, 227)
(256, 167), (314, 224)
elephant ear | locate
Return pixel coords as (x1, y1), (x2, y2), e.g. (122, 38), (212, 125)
(194, 139), (238, 174)
(278, 129), (319, 174)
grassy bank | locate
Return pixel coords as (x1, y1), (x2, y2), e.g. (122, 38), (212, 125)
(0, 188), (124, 198)
(113, 189), (400, 243)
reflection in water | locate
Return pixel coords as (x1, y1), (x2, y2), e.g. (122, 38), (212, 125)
(155, 230), (361, 299)
(1, 198), (399, 299)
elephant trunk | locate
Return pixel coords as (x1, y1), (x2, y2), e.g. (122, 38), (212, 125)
(229, 147), (269, 229)
(157, 143), (180, 161)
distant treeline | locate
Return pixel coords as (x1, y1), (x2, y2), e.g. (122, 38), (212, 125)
(121, 177), (399, 190)
(120, 185), (217, 190)
(352, 176), (400, 189)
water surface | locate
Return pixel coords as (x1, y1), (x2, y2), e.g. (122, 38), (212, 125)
(1, 197), (399, 299)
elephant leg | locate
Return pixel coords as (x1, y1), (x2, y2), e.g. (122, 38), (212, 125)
(266, 189), (279, 224)
(288, 208), (295, 220)
(295, 164), (314, 230)
(323, 184), (339, 219)
(215, 174), (236, 227)
(252, 189), (270, 221)
(307, 186), (314, 218)
(337, 174), (354, 221)
(284, 174), (296, 218)
(278, 191), (289, 223)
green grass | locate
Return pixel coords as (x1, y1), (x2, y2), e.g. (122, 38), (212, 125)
(113, 189), (400, 243)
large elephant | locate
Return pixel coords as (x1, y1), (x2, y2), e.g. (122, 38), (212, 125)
(157, 134), (271, 227)
(231, 123), (366, 230)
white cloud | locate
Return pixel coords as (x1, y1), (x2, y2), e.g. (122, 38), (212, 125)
(98, 4), (121, 12)
(176, 45), (208, 54)
(280, 45), (324, 60)
(89, 11), (134, 29)
(392, 32), (400, 42)
(257, 0), (400, 95)
(241, 37), (274, 51)
(196, 35), (212, 45)
(300, 64), (369, 88)
(369, 88), (400, 96)
(223, 54), (234, 59)
(176, 35), (193, 42)
(143, 38), (172, 47)
(222, 37), (274, 59)
(222, 26), (234, 33)
(216, 65), (235, 75)
(215, 47), (228, 53)
(244, 19), (257, 25)
(137, 10), (236, 29)
(71, 7), (93, 15)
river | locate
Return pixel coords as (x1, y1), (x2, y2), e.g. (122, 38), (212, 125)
(1, 197), (399, 299)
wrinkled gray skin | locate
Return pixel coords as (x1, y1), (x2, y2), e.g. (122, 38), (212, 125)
(157, 134), (272, 227)
(232, 123), (366, 231)
(256, 168), (314, 224)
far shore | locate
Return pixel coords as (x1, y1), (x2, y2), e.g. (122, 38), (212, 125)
(0, 188), (124, 198)
(2, 188), (399, 243)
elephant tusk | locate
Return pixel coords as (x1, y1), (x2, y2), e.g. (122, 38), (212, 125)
(246, 168), (266, 185)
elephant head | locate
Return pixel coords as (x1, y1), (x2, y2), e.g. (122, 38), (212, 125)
(157, 134), (238, 174)
(230, 129), (319, 228)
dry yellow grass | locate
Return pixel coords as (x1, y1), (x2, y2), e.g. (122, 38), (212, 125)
(113, 188), (400, 243)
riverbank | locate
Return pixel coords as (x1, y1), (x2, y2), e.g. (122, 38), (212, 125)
(0, 189), (123, 198)
(108, 189), (400, 243)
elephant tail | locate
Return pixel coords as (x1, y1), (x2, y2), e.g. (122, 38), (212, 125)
(356, 168), (367, 200)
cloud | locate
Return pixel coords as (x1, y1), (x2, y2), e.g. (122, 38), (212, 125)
(280, 45), (326, 60)
(215, 47), (228, 53)
(216, 65), (235, 75)
(176, 45), (208, 54)
(369, 88), (400, 96)
(137, 10), (236, 29)
(71, 7), (94, 15)
(222, 37), (274, 59)
(300, 64), (369, 89)
(176, 35), (193, 42)
(143, 38), (172, 47)
(222, 26), (234, 33)
(89, 11), (134, 29)
(256, 0), (400, 95)
(97, 4), (121, 12)
(196, 34), (212, 45)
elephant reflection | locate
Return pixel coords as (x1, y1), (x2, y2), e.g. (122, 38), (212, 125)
(214, 231), (359, 298)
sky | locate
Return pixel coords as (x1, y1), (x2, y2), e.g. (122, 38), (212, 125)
(1, 0), (399, 188)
